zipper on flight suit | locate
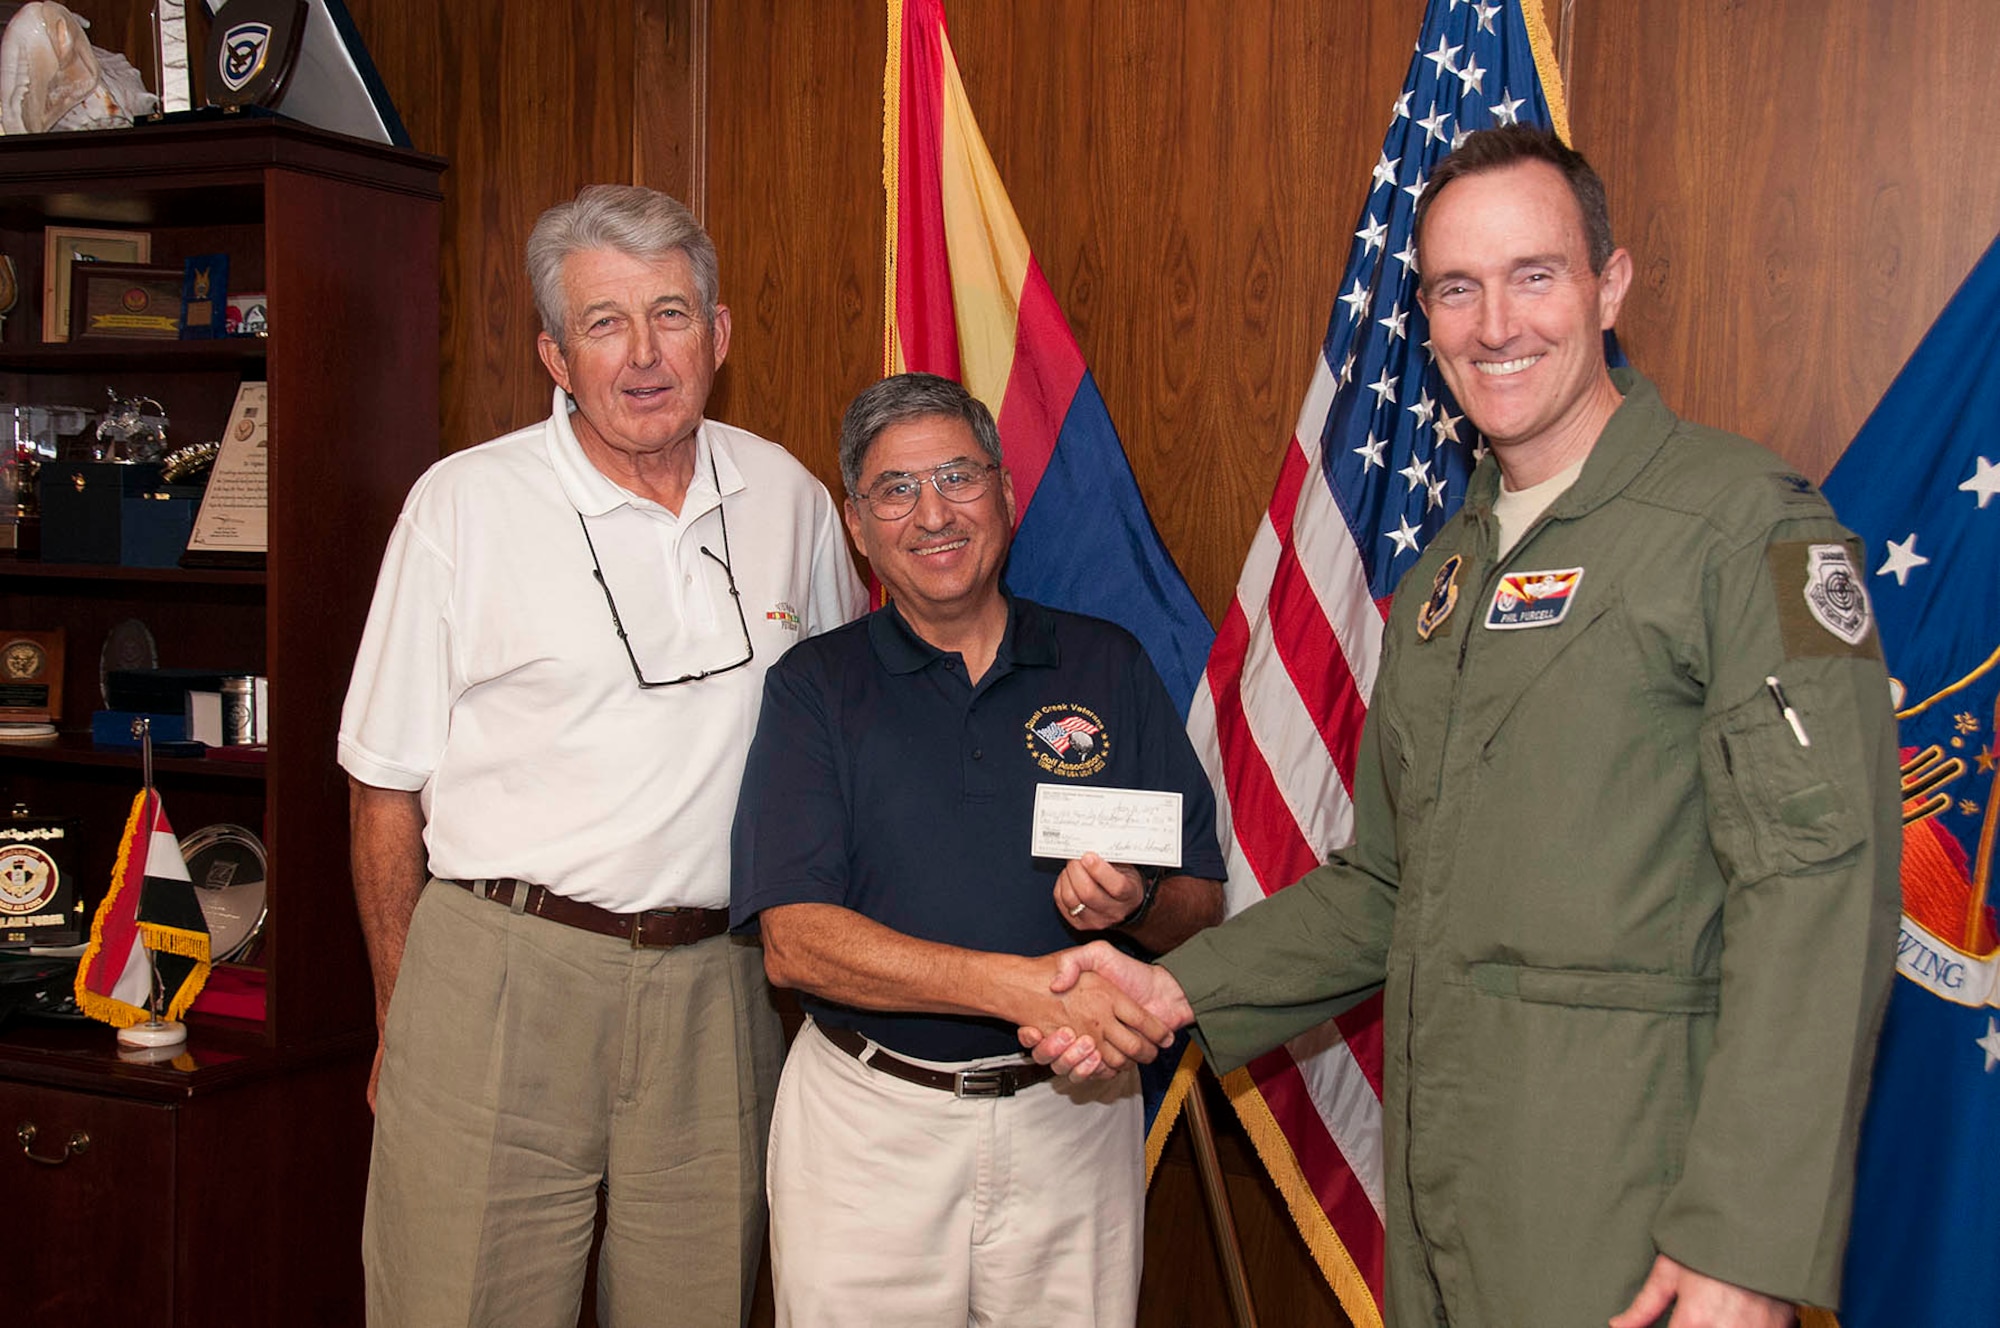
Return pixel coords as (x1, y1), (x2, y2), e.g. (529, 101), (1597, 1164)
(1403, 500), (1508, 1309)
(1407, 500), (1558, 1309)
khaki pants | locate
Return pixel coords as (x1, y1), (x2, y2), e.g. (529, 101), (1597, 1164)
(364, 880), (783, 1328)
(768, 1020), (1143, 1327)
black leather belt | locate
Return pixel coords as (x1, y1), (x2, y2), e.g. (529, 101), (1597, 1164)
(445, 878), (729, 949)
(819, 1023), (1055, 1098)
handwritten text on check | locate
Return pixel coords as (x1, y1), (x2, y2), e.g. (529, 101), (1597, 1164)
(1030, 785), (1183, 869)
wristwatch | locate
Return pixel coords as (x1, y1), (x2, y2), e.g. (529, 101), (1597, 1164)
(1118, 866), (1168, 931)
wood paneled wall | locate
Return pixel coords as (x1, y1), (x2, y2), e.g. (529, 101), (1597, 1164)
(102, 0), (1987, 1321)
(317, 0), (2000, 619)
(1569, 0), (2000, 483)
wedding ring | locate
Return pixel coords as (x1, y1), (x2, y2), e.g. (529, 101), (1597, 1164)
(1068, 902), (1087, 917)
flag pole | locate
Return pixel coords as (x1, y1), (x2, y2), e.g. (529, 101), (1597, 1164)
(1186, 1063), (1261, 1328)
(117, 717), (187, 1049)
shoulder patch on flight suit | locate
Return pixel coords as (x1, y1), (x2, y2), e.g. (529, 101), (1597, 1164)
(1768, 540), (1881, 658)
(1417, 555), (1462, 641)
(1484, 568), (1584, 630)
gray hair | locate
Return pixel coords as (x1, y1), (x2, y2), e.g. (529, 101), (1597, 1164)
(839, 373), (1005, 493)
(525, 185), (720, 346)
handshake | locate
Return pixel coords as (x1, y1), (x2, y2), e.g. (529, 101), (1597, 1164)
(1015, 941), (1197, 1081)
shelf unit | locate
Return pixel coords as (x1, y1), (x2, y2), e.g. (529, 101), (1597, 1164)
(0, 118), (443, 1327)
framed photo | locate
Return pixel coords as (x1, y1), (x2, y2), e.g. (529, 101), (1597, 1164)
(69, 263), (184, 341)
(42, 226), (151, 342)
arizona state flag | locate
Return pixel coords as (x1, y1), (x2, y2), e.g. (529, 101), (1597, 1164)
(884, 0), (1217, 1175)
(883, 0), (1212, 712)
(75, 789), (210, 1026)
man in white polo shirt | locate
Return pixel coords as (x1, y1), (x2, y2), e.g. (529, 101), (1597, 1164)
(338, 184), (865, 1328)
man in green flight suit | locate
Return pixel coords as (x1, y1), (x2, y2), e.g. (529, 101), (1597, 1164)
(1024, 126), (1902, 1327)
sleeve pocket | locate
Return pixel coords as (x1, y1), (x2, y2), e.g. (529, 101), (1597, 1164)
(1698, 686), (1866, 882)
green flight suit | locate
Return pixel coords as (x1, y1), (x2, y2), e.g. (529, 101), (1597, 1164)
(1163, 372), (1900, 1326)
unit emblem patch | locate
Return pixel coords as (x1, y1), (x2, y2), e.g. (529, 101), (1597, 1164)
(1484, 567), (1585, 631)
(1417, 555), (1462, 641)
(1024, 704), (1109, 778)
(1802, 543), (1872, 645)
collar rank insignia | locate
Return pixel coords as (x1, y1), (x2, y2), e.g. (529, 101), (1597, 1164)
(1417, 555), (1463, 641)
(1485, 567), (1586, 631)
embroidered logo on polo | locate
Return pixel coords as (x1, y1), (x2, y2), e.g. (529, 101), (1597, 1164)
(1025, 704), (1109, 778)
(1484, 567), (1585, 631)
(764, 602), (801, 631)
(1802, 543), (1871, 644)
(1416, 555), (1462, 641)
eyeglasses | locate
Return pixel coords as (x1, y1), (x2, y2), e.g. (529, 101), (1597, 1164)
(851, 460), (1000, 520)
(576, 453), (754, 688)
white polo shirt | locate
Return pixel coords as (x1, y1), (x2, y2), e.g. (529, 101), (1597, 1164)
(339, 390), (866, 911)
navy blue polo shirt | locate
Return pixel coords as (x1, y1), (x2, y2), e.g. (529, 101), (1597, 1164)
(729, 594), (1224, 1061)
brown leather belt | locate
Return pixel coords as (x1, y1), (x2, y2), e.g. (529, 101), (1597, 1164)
(445, 878), (730, 950)
(819, 1022), (1055, 1099)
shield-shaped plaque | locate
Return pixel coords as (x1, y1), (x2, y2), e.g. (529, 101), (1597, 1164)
(205, 0), (309, 108)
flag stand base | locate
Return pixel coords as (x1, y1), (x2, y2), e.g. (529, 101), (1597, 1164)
(117, 1019), (187, 1048)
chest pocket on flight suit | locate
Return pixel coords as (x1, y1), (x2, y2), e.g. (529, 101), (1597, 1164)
(1698, 682), (1867, 881)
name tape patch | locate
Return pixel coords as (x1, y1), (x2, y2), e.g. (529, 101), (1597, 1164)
(1485, 567), (1585, 631)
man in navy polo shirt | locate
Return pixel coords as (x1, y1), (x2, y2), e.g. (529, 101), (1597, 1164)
(730, 372), (1225, 1325)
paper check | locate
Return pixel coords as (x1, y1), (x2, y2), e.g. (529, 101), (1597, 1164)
(1030, 785), (1182, 869)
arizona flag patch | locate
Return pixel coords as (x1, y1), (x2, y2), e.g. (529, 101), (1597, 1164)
(1485, 567), (1585, 630)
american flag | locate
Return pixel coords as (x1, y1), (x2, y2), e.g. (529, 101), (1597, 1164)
(1034, 715), (1101, 756)
(1183, 0), (1570, 1317)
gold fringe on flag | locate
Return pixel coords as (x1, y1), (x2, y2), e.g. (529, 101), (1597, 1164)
(1520, 0), (1572, 145)
(1143, 1041), (1203, 1186)
(881, 0), (906, 377)
(1222, 1065), (1386, 1328)
(140, 922), (210, 965)
(72, 790), (211, 1026)
(72, 790), (150, 1027)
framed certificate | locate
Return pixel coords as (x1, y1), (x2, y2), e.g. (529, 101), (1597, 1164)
(42, 225), (151, 342)
(183, 383), (268, 564)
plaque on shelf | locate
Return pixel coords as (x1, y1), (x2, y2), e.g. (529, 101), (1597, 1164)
(69, 263), (185, 340)
(41, 225), (151, 343)
(206, 0), (309, 109)
(184, 382), (268, 564)
(0, 805), (83, 950)
(180, 254), (231, 340)
(0, 629), (63, 730)
(202, 0), (410, 146)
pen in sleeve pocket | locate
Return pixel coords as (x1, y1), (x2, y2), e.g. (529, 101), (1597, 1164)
(1765, 676), (1811, 748)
